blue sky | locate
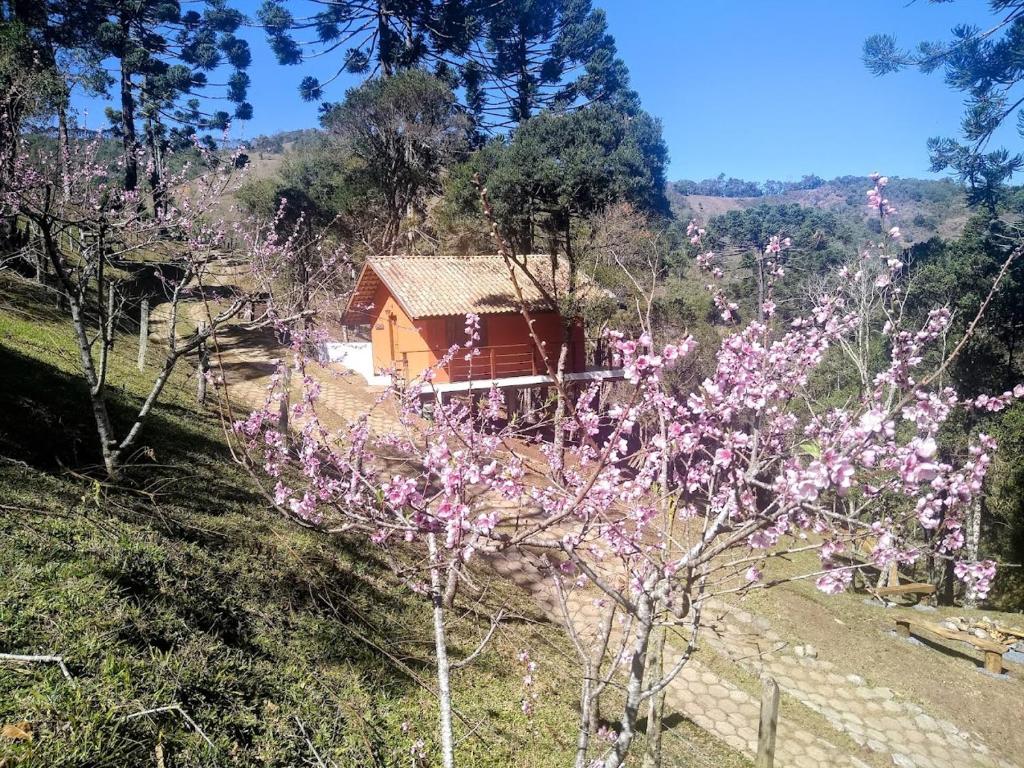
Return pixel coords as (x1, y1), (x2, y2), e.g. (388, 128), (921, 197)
(601, 0), (1012, 181)
(72, 0), (1018, 182)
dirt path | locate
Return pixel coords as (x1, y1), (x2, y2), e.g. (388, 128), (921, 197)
(207, 320), (1019, 768)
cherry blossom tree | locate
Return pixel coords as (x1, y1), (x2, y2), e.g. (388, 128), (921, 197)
(1, 131), (321, 478)
(232, 173), (1020, 768)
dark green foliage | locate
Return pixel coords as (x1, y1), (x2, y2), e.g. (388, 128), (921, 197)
(708, 203), (855, 320)
(240, 72), (469, 253)
(447, 104), (669, 252)
(905, 218), (1023, 395)
(246, 128), (322, 155)
(672, 174), (826, 198)
(0, 22), (65, 129)
(259, 0), (443, 81)
(903, 217), (1024, 607)
(710, 203), (848, 253)
(762, 175), (825, 197)
(237, 136), (353, 234)
(674, 173), (959, 205)
(674, 175), (763, 198)
(321, 70), (470, 251)
(13, 0), (253, 190)
(669, 174), (969, 247)
(471, 0), (638, 127)
(0, 21), (66, 206)
(982, 402), (1024, 610)
(258, 0), (636, 133)
(864, 3), (1024, 208)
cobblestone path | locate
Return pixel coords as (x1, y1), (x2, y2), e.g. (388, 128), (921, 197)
(485, 550), (873, 768)
(698, 603), (1016, 768)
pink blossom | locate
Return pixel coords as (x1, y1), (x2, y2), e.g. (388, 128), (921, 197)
(859, 410), (884, 433)
(815, 570), (852, 595)
(954, 560), (997, 600)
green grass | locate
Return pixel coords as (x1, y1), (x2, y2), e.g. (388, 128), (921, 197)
(0, 273), (579, 767)
(0, 271), (751, 768)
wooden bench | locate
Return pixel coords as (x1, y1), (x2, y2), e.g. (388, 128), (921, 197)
(895, 617), (1009, 674)
(872, 581), (936, 600)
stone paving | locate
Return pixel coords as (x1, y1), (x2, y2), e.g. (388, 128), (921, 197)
(485, 549), (872, 768)
(699, 603), (1016, 768)
(209, 324), (401, 435)
(208, 321), (1019, 768)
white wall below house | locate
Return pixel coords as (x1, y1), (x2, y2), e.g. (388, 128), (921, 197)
(321, 341), (392, 386)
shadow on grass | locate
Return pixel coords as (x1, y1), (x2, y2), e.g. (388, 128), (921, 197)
(900, 630), (991, 671)
(0, 339), (422, 690)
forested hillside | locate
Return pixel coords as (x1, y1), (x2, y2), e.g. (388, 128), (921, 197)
(670, 174), (973, 244)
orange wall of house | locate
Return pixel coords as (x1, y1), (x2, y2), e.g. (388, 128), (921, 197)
(482, 313), (585, 373)
(369, 282), (585, 382)
(370, 283), (446, 379)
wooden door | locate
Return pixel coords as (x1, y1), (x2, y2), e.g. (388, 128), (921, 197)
(387, 311), (397, 364)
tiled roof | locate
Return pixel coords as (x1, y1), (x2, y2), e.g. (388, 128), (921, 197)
(346, 254), (597, 320)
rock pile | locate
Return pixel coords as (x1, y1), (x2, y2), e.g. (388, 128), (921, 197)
(940, 616), (1024, 650)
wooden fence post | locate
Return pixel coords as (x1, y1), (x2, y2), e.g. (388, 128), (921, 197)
(756, 676), (780, 768)
(105, 282), (116, 340)
(137, 298), (149, 371)
(279, 364), (291, 451)
(196, 322), (209, 404)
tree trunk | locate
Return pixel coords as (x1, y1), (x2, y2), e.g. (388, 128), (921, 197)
(377, 1), (394, 77)
(938, 558), (956, 606)
(604, 596), (653, 768)
(69, 297), (120, 477)
(427, 533), (456, 768)
(641, 623), (667, 768)
(514, 29), (531, 123)
(279, 364), (291, 452)
(119, 38), (139, 192)
(963, 498), (982, 608)
(643, 417), (672, 768)
(57, 99), (72, 203)
(196, 322), (209, 404)
(144, 103), (163, 215)
(551, 342), (568, 478)
(575, 672), (594, 768)
(38, 216), (120, 476)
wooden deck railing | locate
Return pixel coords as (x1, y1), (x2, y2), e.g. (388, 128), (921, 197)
(397, 340), (625, 383)
(400, 344), (542, 382)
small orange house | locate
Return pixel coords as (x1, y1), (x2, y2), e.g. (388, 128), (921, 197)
(344, 255), (589, 384)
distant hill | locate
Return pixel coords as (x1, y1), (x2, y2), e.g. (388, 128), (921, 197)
(229, 132), (979, 245)
(669, 175), (971, 244)
(246, 128), (323, 155)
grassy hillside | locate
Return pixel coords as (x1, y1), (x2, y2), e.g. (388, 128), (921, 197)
(0, 274), (578, 767)
(0, 273), (749, 767)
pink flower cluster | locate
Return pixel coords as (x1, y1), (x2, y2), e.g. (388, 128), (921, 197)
(234, 175), (1019, 627)
(954, 560), (997, 600)
(867, 172), (896, 218)
(688, 221), (735, 320)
